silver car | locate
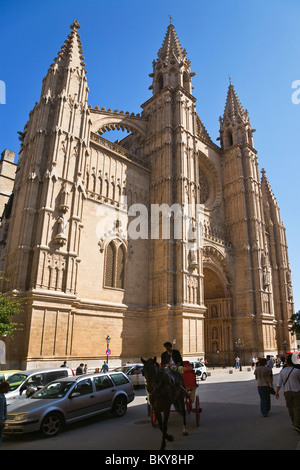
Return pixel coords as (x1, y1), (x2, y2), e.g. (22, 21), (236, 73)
(6, 368), (74, 405)
(4, 372), (135, 437)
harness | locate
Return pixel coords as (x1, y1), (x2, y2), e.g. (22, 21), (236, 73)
(144, 362), (190, 399)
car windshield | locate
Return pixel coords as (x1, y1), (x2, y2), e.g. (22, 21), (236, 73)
(32, 381), (74, 399)
(193, 362), (203, 368)
(113, 366), (132, 373)
(7, 373), (28, 391)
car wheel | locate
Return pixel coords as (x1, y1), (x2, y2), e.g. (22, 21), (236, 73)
(40, 412), (64, 437)
(201, 373), (207, 381)
(113, 395), (127, 417)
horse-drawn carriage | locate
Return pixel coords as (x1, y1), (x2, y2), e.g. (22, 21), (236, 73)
(146, 360), (202, 428)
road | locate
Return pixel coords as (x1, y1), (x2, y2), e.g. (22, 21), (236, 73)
(1, 367), (300, 452)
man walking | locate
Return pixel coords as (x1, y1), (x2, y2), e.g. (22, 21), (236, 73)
(276, 354), (300, 433)
(76, 363), (85, 375)
(254, 358), (273, 417)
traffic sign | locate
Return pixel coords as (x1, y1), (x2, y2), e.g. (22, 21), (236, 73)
(106, 349), (111, 356)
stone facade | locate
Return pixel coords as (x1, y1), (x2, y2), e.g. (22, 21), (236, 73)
(0, 149), (16, 265)
(0, 149), (16, 217)
(0, 21), (294, 370)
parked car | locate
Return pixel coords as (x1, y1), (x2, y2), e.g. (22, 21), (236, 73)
(4, 371), (135, 437)
(190, 361), (207, 381)
(0, 370), (20, 382)
(113, 364), (145, 388)
(5, 368), (74, 405)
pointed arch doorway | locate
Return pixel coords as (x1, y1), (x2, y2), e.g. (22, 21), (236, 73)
(203, 266), (233, 367)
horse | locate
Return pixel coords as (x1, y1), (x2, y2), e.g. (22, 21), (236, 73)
(141, 357), (189, 450)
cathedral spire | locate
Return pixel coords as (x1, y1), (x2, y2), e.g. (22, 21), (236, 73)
(149, 22), (195, 95)
(220, 82), (254, 149)
(223, 83), (247, 122)
(40, 20), (88, 101)
(51, 20), (86, 70)
(157, 22), (187, 67)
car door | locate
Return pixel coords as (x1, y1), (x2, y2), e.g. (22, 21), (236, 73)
(93, 375), (114, 411)
(65, 378), (98, 421)
(127, 367), (144, 387)
(19, 373), (45, 396)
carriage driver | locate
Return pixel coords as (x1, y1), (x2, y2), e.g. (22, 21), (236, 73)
(161, 342), (184, 374)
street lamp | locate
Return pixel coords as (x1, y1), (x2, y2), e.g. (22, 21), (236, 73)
(106, 335), (111, 365)
(235, 338), (245, 371)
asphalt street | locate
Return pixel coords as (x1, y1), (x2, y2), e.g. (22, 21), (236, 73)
(1, 367), (300, 452)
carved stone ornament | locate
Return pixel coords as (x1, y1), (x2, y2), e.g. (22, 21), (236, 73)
(53, 215), (67, 247)
(188, 249), (198, 270)
(58, 182), (70, 213)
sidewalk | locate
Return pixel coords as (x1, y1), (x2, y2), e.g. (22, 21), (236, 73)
(199, 366), (300, 450)
(203, 365), (272, 382)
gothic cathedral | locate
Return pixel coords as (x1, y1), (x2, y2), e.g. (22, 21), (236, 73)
(0, 21), (294, 369)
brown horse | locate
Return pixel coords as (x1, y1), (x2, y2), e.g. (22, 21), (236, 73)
(141, 357), (188, 450)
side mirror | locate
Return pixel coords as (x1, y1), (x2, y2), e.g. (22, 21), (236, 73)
(69, 392), (81, 399)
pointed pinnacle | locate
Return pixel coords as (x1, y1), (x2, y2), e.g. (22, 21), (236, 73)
(51, 21), (85, 69)
(70, 20), (81, 30)
(157, 23), (187, 65)
(224, 83), (246, 121)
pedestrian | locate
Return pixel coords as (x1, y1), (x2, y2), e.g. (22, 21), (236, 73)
(275, 356), (281, 368)
(235, 356), (240, 369)
(76, 363), (84, 375)
(0, 381), (10, 446)
(254, 358), (273, 417)
(84, 364), (88, 373)
(60, 360), (69, 368)
(276, 354), (300, 433)
(266, 355), (274, 371)
(101, 361), (109, 372)
(250, 356), (256, 370)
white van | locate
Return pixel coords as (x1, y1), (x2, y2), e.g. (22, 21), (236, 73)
(6, 368), (74, 405)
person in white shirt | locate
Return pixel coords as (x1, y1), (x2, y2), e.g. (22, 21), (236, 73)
(276, 354), (300, 433)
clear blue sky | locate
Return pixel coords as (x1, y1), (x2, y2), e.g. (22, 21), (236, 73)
(0, 0), (299, 311)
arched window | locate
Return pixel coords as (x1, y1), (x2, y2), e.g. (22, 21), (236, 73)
(116, 244), (125, 289)
(226, 131), (233, 147)
(104, 240), (126, 289)
(157, 73), (163, 91)
(105, 242), (115, 287)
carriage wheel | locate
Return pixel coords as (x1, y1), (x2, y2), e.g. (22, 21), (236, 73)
(150, 405), (158, 427)
(195, 395), (201, 426)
